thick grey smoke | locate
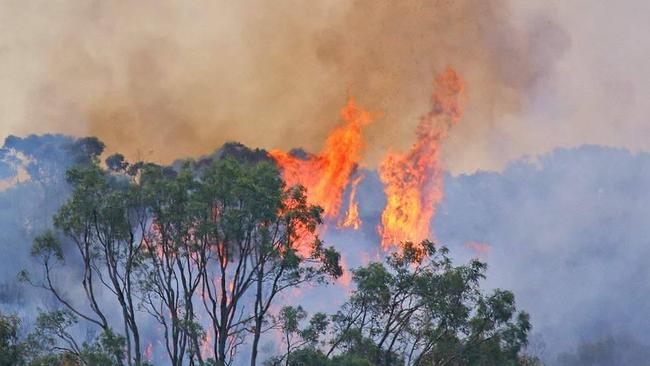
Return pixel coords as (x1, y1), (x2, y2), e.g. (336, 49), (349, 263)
(308, 144), (650, 364)
(436, 146), (650, 364)
(0, 135), (75, 278)
(3, 138), (650, 364)
(0, 0), (570, 172)
(327, 145), (650, 363)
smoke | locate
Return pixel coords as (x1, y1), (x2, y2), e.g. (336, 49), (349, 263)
(0, 135), (78, 315)
(311, 144), (650, 363)
(0, 0), (567, 170)
(557, 334), (650, 366)
(5, 136), (650, 364)
(276, 143), (650, 363)
(433, 146), (650, 364)
(2, 1), (650, 363)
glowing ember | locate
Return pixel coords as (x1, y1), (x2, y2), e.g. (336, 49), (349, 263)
(338, 173), (364, 230)
(464, 240), (490, 259)
(378, 68), (465, 250)
(282, 192), (322, 257)
(144, 342), (153, 361)
(337, 257), (353, 289)
(201, 328), (213, 359)
(270, 98), (372, 220)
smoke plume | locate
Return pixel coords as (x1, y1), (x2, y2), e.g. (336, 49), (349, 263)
(0, 0), (566, 170)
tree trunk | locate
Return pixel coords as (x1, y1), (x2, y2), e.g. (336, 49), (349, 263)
(250, 317), (263, 366)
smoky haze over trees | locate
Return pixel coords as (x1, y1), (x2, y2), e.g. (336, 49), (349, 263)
(0, 137), (534, 365)
(2, 137), (650, 365)
(346, 145), (650, 365)
(0, 135), (105, 295)
(16, 142), (344, 365)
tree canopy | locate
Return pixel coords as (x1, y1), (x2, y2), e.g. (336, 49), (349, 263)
(8, 143), (537, 366)
(266, 241), (533, 366)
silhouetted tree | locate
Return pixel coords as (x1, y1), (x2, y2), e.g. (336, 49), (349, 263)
(270, 241), (533, 366)
(22, 149), (342, 366)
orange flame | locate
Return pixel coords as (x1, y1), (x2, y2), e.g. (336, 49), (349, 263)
(281, 193), (322, 257)
(337, 257), (353, 289)
(144, 342), (153, 361)
(338, 173), (364, 230)
(378, 68), (465, 250)
(201, 328), (213, 359)
(270, 98), (372, 220)
(464, 241), (490, 260)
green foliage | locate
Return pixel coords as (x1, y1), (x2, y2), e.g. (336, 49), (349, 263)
(0, 309), (126, 366)
(0, 311), (21, 366)
(24, 150), (345, 366)
(323, 240), (532, 366)
(78, 329), (127, 366)
(330, 353), (377, 366)
(29, 231), (63, 261)
(105, 153), (128, 172)
(67, 137), (105, 165)
(18, 142), (532, 366)
(282, 348), (330, 366)
(267, 348), (379, 366)
(280, 306), (308, 336)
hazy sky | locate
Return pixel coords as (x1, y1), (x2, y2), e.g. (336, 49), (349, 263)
(0, 0), (648, 173)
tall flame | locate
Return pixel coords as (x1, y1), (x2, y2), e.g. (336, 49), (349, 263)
(269, 98), (372, 220)
(378, 68), (465, 250)
(338, 173), (364, 230)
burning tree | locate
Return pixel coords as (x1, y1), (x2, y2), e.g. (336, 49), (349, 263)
(21, 149), (343, 366)
(14, 69), (535, 364)
(269, 97), (373, 225)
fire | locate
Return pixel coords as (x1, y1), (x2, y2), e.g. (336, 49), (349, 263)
(201, 328), (213, 359)
(269, 98), (372, 220)
(337, 257), (353, 289)
(378, 68), (465, 250)
(282, 192), (323, 257)
(338, 173), (364, 230)
(144, 342), (153, 361)
(464, 240), (490, 259)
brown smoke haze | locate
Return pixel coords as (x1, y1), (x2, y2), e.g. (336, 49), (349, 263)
(1, 0), (570, 170)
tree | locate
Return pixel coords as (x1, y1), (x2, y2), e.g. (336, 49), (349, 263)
(105, 154), (129, 172)
(183, 158), (340, 365)
(265, 306), (330, 366)
(248, 183), (342, 366)
(23, 149), (342, 366)
(317, 240), (530, 366)
(136, 157), (342, 365)
(137, 162), (205, 366)
(22, 162), (149, 365)
(0, 309), (140, 366)
(19, 141), (531, 366)
(0, 311), (22, 366)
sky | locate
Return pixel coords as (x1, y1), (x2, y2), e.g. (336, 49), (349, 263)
(1, 0), (648, 173)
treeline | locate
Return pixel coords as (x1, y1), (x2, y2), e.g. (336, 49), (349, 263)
(0, 139), (538, 365)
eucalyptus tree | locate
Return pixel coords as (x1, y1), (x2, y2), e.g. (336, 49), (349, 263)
(137, 163), (205, 366)
(23, 146), (343, 366)
(186, 158), (341, 366)
(325, 240), (531, 366)
(23, 161), (151, 366)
